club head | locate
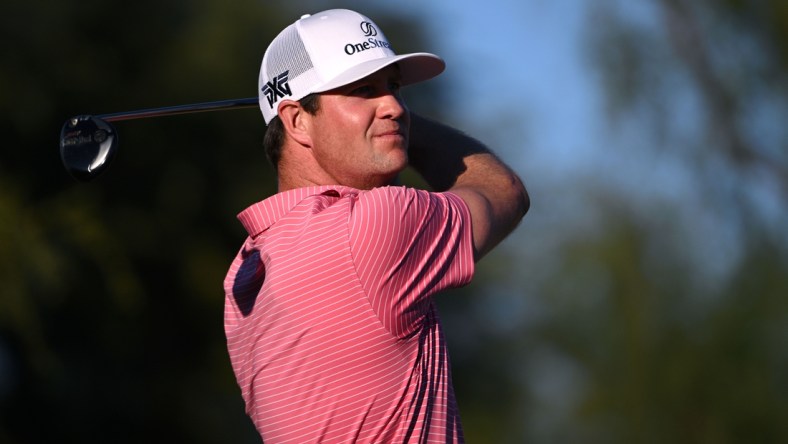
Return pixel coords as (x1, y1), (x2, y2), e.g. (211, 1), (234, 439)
(60, 115), (118, 181)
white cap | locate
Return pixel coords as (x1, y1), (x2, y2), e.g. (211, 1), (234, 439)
(258, 9), (445, 124)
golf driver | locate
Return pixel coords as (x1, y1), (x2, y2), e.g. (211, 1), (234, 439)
(59, 97), (258, 181)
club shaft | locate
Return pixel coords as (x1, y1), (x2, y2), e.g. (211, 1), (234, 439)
(98, 97), (258, 122)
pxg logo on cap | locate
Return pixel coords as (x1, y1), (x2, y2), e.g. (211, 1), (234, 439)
(261, 71), (292, 109)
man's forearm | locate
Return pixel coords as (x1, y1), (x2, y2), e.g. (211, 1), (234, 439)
(408, 114), (488, 191)
(407, 113), (529, 258)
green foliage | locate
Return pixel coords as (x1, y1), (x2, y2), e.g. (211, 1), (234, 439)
(534, 214), (788, 443)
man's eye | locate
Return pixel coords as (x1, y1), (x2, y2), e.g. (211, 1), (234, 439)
(351, 85), (373, 96)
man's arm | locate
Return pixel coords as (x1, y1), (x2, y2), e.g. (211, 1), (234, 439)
(407, 113), (529, 261)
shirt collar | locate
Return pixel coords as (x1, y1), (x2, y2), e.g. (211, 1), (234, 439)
(237, 185), (357, 238)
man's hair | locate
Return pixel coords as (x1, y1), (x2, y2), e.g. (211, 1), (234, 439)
(263, 94), (321, 167)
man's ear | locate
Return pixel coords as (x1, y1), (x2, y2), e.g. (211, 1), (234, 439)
(278, 100), (313, 147)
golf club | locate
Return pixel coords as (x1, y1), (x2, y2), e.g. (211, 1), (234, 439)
(59, 97), (258, 181)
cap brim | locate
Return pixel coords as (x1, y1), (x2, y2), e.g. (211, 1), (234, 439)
(313, 52), (445, 93)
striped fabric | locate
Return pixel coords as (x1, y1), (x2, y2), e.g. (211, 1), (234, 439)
(223, 185), (474, 443)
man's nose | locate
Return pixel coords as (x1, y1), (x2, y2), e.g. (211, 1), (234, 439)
(377, 92), (407, 119)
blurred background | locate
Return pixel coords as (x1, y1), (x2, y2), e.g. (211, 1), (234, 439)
(2, 0), (787, 442)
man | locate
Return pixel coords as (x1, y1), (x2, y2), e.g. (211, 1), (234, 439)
(224, 9), (528, 443)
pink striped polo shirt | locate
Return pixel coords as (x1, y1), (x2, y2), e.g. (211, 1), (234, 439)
(223, 185), (475, 443)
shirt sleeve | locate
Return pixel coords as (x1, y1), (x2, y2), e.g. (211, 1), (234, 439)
(348, 186), (475, 338)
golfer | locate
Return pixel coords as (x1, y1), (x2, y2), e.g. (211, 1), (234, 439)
(224, 9), (528, 443)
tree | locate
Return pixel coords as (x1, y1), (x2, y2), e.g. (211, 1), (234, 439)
(513, 1), (788, 442)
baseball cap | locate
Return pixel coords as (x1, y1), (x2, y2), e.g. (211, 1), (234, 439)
(258, 9), (445, 124)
